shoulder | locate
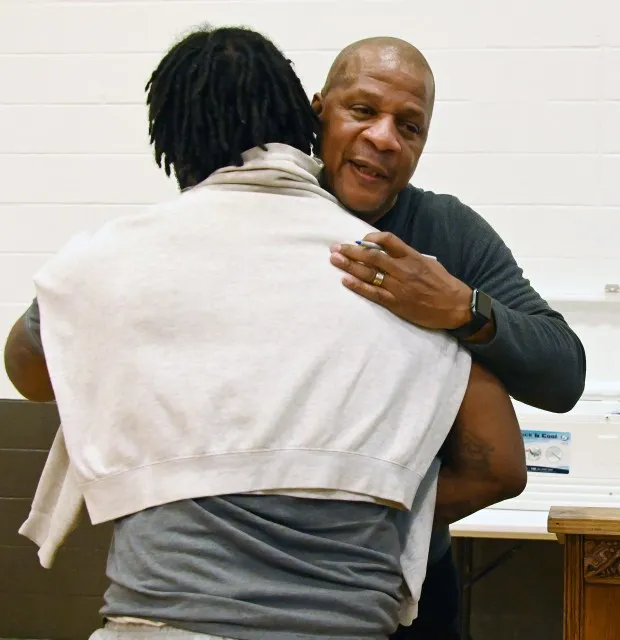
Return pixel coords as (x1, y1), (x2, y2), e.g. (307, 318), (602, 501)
(392, 186), (506, 275)
(409, 185), (499, 239)
(33, 229), (96, 286)
(33, 201), (173, 293)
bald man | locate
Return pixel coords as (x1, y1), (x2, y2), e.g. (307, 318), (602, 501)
(317, 37), (585, 639)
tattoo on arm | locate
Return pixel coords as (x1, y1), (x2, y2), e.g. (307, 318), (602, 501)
(434, 428), (499, 527)
(447, 427), (495, 475)
(435, 362), (526, 527)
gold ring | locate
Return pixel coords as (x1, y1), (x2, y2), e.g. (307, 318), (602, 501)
(372, 270), (385, 287)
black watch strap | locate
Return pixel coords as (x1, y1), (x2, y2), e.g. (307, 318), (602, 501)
(449, 289), (493, 340)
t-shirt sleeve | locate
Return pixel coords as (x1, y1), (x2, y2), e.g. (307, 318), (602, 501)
(23, 298), (44, 355)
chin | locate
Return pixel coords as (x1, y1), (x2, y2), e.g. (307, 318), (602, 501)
(350, 208), (379, 219)
(344, 199), (384, 219)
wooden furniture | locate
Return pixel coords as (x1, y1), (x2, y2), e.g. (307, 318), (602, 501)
(548, 506), (620, 640)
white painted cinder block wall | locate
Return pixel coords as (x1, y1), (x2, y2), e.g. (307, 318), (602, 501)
(0, 0), (619, 400)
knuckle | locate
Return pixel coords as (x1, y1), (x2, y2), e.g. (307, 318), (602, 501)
(351, 263), (365, 277)
(364, 266), (378, 282)
(362, 284), (375, 298)
(403, 263), (420, 278)
(367, 248), (383, 262)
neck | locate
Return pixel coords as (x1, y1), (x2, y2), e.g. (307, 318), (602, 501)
(357, 197), (397, 225)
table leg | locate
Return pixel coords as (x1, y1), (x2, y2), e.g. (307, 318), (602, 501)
(456, 537), (474, 640)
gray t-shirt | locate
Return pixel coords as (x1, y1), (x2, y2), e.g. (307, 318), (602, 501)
(25, 299), (451, 638)
(104, 497), (404, 639)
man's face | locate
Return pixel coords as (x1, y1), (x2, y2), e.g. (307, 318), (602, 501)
(313, 50), (434, 223)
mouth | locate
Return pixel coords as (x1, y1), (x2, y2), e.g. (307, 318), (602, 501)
(348, 160), (389, 182)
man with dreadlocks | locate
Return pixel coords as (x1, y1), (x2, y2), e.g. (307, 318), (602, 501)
(144, 27), (319, 189)
(6, 26), (525, 640)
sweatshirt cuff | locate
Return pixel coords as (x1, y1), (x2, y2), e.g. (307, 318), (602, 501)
(18, 509), (58, 569)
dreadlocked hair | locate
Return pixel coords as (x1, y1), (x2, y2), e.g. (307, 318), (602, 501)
(145, 26), (320, 189)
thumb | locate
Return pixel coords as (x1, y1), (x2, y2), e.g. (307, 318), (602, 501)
(363, 231), (412, 259)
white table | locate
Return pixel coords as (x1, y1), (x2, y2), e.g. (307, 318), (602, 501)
(450, 507), (555, 540)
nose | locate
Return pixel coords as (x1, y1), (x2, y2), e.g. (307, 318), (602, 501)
(361, 115), (402, 153)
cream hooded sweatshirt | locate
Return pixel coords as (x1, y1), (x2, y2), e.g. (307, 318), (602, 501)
(20, 144), (471, 623)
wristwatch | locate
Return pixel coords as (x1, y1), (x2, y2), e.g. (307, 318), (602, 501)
(449, 289), (493, 340)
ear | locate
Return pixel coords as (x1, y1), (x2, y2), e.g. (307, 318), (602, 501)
(311, 92), (324, 116)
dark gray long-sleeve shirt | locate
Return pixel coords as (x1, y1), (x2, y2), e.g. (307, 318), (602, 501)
(378, 185), (586, 413)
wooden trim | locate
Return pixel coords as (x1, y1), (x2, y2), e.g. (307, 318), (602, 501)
(584, 537), (620, 584)
(564, 535), (584, 639)
(548, 507), (620, 537)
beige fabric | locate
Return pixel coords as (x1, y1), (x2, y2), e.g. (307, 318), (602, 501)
(20, 144), (471, 625)
(18, 426), (83, 569)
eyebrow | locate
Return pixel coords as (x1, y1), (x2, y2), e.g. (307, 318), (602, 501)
(346, 87), (426, 120)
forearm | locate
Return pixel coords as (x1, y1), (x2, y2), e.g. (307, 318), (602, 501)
(444, 206), (587, 413)
(434, 429), (524, 528)
(434, 362), (527, 528)
(4, 314), (54, 402)
(468, 301), (586, 413)
(446, 284), (585, 413)
(434, 467), (513, 529)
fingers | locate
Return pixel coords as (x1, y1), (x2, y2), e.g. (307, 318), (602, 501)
(329, 242), (393, 275)
(341, 274), (397, 308)
(329, 251), (396, 290)
(363, 231), (416, 260)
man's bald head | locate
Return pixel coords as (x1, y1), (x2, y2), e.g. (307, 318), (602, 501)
(312, 37), (436, 221)
(322, 37), (435, 100)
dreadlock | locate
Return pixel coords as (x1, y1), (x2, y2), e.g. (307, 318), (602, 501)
(145, 26), (319, 189)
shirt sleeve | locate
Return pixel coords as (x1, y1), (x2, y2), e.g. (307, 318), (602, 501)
(452, 202), (586, 413)
(23, 297), (44, 355)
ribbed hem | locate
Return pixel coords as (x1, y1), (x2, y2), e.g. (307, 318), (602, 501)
(82, 449), (423, 525)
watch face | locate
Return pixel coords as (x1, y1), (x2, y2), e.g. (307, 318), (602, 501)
(476, 290), (493, 320)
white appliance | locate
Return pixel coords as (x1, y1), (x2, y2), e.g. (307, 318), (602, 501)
(490, 399), (620, 512)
